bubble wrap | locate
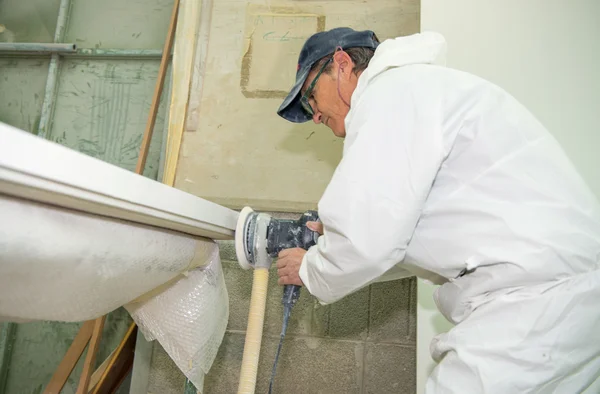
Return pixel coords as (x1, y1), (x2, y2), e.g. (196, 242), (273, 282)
(125, 246), (229, 391)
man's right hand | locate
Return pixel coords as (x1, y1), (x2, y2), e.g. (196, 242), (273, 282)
(307, 221), (323, 235)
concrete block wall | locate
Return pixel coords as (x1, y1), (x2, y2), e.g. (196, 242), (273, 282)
(147, 212), (417, 394)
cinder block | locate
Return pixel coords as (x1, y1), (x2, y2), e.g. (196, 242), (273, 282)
(205, 332), (364, 394)
(267, 336), (364, 394)
(328, 286), (370, 340)
(369, 277), (416, 345)
(217, 240), (237, 262)
(222, 260), (253, 332)
(203, 333), (246, 394)
(263, 268), (330, 338)
(364, 342), (416, 394)
(147, 341), (187, 394)
(222, 258), (330, 337)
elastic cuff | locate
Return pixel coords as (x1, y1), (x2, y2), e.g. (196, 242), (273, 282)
(298, 252), (310, 290)
(299, 248), (333, 306)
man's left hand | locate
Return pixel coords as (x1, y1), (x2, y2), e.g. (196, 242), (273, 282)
(276, 248), (306, 286)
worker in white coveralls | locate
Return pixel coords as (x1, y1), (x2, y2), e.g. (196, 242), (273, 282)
(274, 27), (600, 393)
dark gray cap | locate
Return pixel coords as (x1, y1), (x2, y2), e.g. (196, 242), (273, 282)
(276, 27), (379, 123)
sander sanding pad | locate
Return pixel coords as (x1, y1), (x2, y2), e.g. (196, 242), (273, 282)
(235, 206), (254, 270)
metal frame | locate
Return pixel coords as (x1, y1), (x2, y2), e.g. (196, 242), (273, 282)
(0, 43), (77, 53)
(38, 0), (73, 139)
(69, 49), (164, 58)
(0, 49), (164, 59)
(0, 322), (17, 393)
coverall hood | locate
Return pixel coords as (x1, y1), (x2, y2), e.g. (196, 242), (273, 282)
(345, 32), (447, 148)
(357, 31), (447, 87)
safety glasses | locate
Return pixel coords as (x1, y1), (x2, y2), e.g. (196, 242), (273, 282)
(300, 57), (332, 117)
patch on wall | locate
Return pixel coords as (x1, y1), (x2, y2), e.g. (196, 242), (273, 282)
(241, 4), (326, 98)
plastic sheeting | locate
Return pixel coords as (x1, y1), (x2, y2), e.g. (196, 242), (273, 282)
(0, 193), (228, 390)
(125, 256), (228, 390)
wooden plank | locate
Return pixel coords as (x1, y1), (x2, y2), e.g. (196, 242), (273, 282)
(183, 0), (214, 135)
(76, 317), (106, 394)
(89, 322), (137, 394)
(43, 320), (95, 394)
(162, 0), (202, 187)
(87, 348), (115, 393)
(135, 0), (181, 175)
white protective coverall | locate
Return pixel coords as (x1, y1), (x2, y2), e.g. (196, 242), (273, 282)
(298, 31), (600, 393)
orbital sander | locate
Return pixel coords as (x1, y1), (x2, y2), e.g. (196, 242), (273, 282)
(235, 206), (320, 393)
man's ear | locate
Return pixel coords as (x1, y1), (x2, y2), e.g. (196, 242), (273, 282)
(333, 50), (353, 78)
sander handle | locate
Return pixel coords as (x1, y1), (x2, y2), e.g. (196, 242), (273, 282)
(269, 210), (320, 394)
(277, 210), (320, 307)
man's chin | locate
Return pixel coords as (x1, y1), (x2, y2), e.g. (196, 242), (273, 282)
(323, 123), (345, 138)
(331, 128), (346, 138)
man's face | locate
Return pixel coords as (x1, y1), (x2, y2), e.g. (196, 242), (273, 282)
(300, 52), (357, 138)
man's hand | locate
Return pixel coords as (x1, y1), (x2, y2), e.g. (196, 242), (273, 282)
(276, 248), (306, 286)
(275, 222), (323, 286)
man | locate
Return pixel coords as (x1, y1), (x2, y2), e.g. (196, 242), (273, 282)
(275, 27), (600, 393)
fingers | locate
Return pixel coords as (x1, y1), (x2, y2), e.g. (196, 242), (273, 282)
(276, 265), (289, 277)
(275, 247), (306, 287)
(276, 261), (294, 277)
(306, 221), (324, 235)
(276, 252), (292, 268)
(277, 275), (303, 286)
(277, 247), (303, 260)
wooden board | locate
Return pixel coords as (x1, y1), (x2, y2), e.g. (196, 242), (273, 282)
(76, 317), (106, 394)
(163, 0), (201, 187)
(174, 0), (420, 212)
(43, 321), (95, 394)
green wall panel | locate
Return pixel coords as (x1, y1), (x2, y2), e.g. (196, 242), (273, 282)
(0, 58), (49, 133)
(66, 0), (174, 50)
(52, 59), (168, 180)
(0, 0), (61, 43)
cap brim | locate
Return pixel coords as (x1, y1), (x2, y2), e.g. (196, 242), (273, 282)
(277, 66), (312, 123)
